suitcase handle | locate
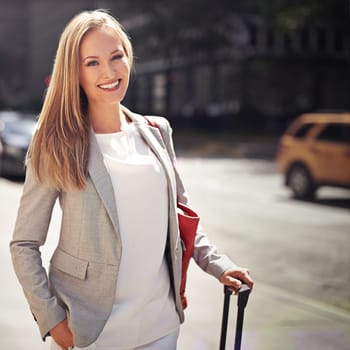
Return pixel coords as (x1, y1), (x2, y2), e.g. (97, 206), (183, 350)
(237, 284), (250, 308)
(219, 284), (251, 350)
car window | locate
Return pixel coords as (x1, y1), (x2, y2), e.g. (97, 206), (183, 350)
(292, 123), (315, 139)
(316, 123), (350, 144)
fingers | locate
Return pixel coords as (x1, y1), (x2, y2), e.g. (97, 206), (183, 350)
(50, 319), (74, 350)
(224, 275), (243, 291)
(56, 339), (74, 350)
(239, 268), (254, 289)
(220, 267), (254, 293)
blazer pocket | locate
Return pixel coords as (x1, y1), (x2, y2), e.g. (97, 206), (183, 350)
(50, 248), (88, 280)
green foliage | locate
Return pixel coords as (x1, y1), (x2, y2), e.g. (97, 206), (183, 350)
(245, 0), (349, 31)
(129, 0), (349, 56)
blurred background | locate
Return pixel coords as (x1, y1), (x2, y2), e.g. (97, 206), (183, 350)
(1, 1), (350, 349)
(0, 0), (349, 129)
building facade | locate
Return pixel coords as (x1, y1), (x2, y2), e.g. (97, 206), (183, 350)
(128, 13), (350, 130)
(0, 0), (349, 130)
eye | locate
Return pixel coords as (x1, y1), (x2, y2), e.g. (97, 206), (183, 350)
(86, 60), (98, 67)
(112, 53), (124, 60)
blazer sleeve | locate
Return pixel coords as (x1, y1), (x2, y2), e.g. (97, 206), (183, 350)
(151, 117), (236, 279)
(9, 162), (67, 340)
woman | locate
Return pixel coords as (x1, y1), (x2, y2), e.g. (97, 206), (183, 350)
(10, 9), (253, 350)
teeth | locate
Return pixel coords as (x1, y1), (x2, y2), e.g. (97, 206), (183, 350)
(99, 80), (120, 89)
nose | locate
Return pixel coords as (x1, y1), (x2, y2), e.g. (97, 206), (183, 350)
(101, 61), (115, 78)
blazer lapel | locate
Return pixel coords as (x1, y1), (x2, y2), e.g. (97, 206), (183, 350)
(122, 106), (177, 196)
(87, 106), (176, 238)
(88, 131), (120, 234)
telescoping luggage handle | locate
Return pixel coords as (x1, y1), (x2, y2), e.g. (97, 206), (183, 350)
(219, 283), (251, 350)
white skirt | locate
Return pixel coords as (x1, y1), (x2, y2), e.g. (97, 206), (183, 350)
(50, 328), (179, 350)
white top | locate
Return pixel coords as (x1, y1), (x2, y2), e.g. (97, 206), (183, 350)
(90, 123), (179, 349)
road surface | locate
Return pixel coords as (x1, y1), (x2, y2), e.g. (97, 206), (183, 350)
(1, 158), (349, 349)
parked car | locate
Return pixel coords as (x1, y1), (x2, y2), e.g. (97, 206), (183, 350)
(0, 111), (37, 177)
(276, 112), (350, 198)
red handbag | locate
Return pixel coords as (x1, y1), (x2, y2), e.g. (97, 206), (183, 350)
(144, 117), (200, 308)
(177, 202), (200, 309)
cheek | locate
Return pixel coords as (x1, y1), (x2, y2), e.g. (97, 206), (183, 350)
(78, 75), (84, 89)
(79, 69), (87, 88)
(125, 60), (131, 73)
(116, 59), (131, 75)
(79, 70), (96, 92)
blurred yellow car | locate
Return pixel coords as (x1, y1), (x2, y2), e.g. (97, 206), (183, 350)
(276, 112), (350, 198)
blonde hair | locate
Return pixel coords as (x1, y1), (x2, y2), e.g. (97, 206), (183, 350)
(28, 9), (133, 190)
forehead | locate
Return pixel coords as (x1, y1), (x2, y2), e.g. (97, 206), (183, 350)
(80, 27), (123, 55)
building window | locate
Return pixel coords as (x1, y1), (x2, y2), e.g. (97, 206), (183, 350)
(334, 29), (344, 52)
(300, 28), (309, 51)
(193, 65), (211, 111)
(135, 75), (150, 113)
(266, 28), (275, 50)
(316, 27), (326, 51)
(249, 24), (257, 47)
(152, 73), (166, 115)
(283, 33), (292, 52)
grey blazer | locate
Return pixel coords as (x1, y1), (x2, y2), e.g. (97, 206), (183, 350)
(10, 106), (235, 348)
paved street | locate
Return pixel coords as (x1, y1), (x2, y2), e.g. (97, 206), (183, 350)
(176, 158), (350, 350)
(1, 158), (350, 349)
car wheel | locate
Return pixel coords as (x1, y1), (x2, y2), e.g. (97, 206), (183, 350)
(287, 164), (316, 199)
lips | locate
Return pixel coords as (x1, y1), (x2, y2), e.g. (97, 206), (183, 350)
(98, 79), (121, 89)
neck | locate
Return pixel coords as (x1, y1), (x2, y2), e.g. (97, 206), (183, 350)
(88, 103), (130, 133)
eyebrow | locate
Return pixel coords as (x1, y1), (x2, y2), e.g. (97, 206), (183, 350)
(82, 49), (123, 62)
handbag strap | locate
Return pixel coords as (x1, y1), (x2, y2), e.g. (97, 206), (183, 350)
(144, 116), (173, 162)
(144, 115), (157, 128)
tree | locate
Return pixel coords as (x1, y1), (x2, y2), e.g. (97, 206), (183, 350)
(128, 0), (349, 58)
(245, 0), (349, 31)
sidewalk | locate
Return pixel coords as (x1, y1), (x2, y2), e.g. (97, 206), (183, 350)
(178, 264), (350, 350)
(173, 131), (279, 160)
(2, 259), (350, 350)
(2, 183), (350, 350)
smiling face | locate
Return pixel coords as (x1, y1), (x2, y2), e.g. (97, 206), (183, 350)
(79, 27), (130, 109)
